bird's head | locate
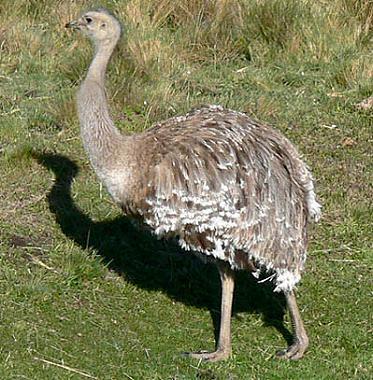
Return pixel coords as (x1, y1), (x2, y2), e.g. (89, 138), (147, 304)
(66, 8), (121, 46)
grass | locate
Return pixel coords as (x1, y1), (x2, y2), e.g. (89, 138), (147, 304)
(0, 0), (372, 378)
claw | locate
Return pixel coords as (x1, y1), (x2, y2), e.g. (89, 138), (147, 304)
(275, 340), (308, 360)
(184, 349), (231, 362)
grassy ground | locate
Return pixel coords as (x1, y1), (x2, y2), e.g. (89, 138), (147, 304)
(0, 0), (372, 379)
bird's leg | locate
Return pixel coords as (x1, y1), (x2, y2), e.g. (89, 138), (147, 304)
(276, 290), (309, 360)
(186, 262), (235, 362)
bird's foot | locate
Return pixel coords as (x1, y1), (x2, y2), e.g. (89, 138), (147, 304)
(183, 349), (231, 362)
(275, 339), (308, 360)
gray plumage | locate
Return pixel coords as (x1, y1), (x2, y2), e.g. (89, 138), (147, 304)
(136, 106), (321, 292)
(66, 8), (321, 361)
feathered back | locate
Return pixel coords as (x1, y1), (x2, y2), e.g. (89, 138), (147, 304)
(117, 106), (319, 291)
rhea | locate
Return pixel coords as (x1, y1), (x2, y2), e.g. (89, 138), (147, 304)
(66, 9), (321, 361)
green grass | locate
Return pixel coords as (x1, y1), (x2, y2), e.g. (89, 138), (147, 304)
(0, 0), (372, 379)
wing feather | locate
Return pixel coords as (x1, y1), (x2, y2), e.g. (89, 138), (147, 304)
(128, 107), (318, 288)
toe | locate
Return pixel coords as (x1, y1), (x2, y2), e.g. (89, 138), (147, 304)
(275, 342), (307, 360)
(184, 349), (231, 362)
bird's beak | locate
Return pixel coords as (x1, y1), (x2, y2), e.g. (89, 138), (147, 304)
(65, 19), (83, 30)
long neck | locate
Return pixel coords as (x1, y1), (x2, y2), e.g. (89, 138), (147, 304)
(86, 41), (114, 83)
(77, 39), (124, 173)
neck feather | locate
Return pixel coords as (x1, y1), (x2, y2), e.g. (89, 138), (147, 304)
(86, 41), (115, 83)
(77, 39), (124, 173)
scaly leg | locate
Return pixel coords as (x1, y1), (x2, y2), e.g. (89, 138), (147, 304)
(277, 290), (309, 360)
(187, 262), (235, 362)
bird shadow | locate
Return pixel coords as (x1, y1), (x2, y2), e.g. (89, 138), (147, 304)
(33, 151), (293, 351)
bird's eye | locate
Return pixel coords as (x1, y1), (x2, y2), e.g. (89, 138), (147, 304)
(85, 16), (93, 24)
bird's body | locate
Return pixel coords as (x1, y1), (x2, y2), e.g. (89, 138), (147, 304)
(79, 91), (318, 292)
(67, 8), (321, 361)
